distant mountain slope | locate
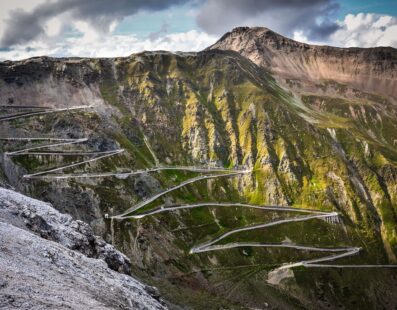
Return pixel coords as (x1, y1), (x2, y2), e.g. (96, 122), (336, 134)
(0, 32), (397, 308)
(208, 27), (397, 99)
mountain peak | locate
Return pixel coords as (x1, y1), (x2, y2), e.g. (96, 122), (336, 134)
(208, 26), (397, 99)
(229, 26), (272, 34)
(225, 26), (277, 37)
(209, 26), (304, 53)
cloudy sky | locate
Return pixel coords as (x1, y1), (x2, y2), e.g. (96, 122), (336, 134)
(0, 0), (396, 60)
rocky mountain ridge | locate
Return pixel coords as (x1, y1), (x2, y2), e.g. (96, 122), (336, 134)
(208, 27), (397, 99)
(0, 28), (397, 308)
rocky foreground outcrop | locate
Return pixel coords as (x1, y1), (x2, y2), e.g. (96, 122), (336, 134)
(0, 187), (166, 309)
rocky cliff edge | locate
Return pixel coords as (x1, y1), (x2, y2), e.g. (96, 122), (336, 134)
(0, 187), (167, 310)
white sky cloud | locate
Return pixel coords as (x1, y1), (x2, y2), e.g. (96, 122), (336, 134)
(330, 13), (397, 47)
(0, 0), (216, 61)
(0, 30), (217, 60)
(0, 2), (396, 60)
(0, 1), (46, 37)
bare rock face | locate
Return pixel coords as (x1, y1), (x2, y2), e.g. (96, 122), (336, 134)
(208, 27), (397, 98)
(0, 187), (167, 310)
(0, 187), (131, 275)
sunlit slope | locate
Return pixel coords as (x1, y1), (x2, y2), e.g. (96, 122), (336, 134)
(1, 49), (397, 308)
(106, 50), (397, 261)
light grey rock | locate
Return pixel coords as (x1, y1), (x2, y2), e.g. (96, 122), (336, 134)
(0, 187), (130, 274)
(0, 187), (167, 310)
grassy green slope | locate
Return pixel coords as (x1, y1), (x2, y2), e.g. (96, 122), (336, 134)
(1, 50), (397, 309)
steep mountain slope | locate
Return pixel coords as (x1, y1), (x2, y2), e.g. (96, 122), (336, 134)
(208, 27), (397, 99)
(0, 39), (396, 308)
